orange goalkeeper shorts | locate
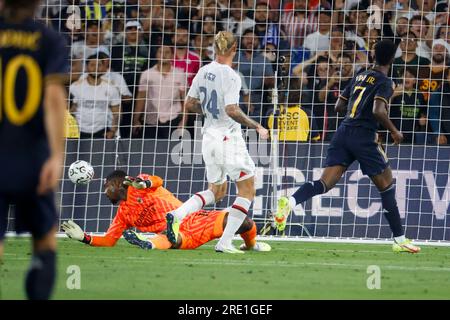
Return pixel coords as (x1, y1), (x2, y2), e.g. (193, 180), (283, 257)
(179, 210), (226, 249)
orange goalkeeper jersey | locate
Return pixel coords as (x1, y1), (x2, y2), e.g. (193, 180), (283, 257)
(90, 174), (182, 246)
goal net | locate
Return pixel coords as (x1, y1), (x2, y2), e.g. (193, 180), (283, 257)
(6, 0), (450, 243)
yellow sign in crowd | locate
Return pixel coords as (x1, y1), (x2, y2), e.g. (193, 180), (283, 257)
(268, 105), (320, 142)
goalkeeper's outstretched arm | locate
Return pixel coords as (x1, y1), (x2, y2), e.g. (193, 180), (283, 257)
(61, 220), (122, 247)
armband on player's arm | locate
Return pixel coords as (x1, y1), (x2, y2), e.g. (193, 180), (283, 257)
(61, 220), (92, 244)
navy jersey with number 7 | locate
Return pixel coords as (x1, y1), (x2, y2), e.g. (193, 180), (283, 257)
(339, 69), (394, 131)
(0, 17), (69, 192)
(324, 69), (394, 177)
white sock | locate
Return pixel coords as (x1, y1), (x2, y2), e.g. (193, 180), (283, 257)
(288, 196), (296, 210)
(394, 235), (406, 243)
(173, 189), (215, 221)
(218, 197), (252, 247)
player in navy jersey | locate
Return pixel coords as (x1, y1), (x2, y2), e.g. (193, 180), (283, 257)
(276, 40), (420, 254)
(0, 0), (69, 299)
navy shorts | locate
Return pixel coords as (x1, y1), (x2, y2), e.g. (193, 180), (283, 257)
(0, 192), (58, 241)
(325, 125), (389, 177)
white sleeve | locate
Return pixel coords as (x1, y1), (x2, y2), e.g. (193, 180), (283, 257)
(116, 73), (132, 97)
(109, 86), (121, 107)
(69, 83), (79, 100)
(223, 72), (241, 106)
(138, 70), (149, 93)
(187, 71), (201, 99)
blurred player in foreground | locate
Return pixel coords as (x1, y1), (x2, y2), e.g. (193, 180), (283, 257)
(166, 31), (269, 254)
(0, 0), (69, 299)
(62, 171), (270, 251)
(276, 40), (420, 253)
(62, 171), (181, 246)
(123, 209), (271, 252)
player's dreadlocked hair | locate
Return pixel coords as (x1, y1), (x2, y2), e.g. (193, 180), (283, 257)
(106, 170), (127, 183)
(214, 31), (236, 56)
(374, 39), (397, 66)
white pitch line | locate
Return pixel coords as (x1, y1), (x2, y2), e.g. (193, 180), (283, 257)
(4, 255), (450, 273)
(198, 244), (450, 257)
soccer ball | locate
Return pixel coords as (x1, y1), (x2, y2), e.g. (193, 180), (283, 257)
(68, 160), (94, 185)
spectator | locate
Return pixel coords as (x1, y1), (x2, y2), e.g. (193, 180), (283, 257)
(304, 9), (332, 55)
(344, 4), (367, 49)
(318, 53), (354, 140)
(430, 70), (450, 145)
(415, 0), (437, 22)
(192, 33), (215, 65)
(436, 24), (450, 44)
(395, 0), (415, 18)
(254, 0), (270, 44)
(389, 68), (429, 144)
(418, 39), (450, 102)
(70, 53), (121, 139)
(254, 0), (284, 49)
(409, 15), (433, 60)
(234, 28), (275, 120)
(175, 0), (198, 29)
(149, 5), (177, 46)
(172, 25), (201, 86)
(392, 33), (430, 84)
(393, 16), (409, 38)
(172, 24), (201, 136)
(424, 40), (450, 144)
(103, 6), (126, 46)
(71, 20), (109, 68)
(133, 45), (187, 139)
(111, 20), (152, 94)
(222, 0), (255, 37)
(139, 0), (164, 43)
(281, 0), (318, 49)
(434, 1), (449, 29)
(89, 52), (133, 139)
(362, 27), (380, 52)
(202, 15), (220, 35)
(232, 61), (252, 116)
(125, 0), (140, 19)
(267, 77), (321, 142)
(192, 0), (220, 34)
(329, 28), (346, 63)
(70, 53), (84, 83)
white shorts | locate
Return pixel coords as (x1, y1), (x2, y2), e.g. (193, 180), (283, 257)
(202, 131), (256, 185)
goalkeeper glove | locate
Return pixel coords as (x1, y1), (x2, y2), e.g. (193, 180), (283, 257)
(123, 176), (152, 189)
(61, 220), (91, 244)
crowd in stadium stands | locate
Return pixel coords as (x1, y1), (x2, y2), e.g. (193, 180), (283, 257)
(33, 0), (450, 144)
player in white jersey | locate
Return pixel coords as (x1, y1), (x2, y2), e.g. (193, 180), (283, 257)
(166, 31), (269, 253)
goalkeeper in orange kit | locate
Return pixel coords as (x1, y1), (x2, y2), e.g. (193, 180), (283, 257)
(61, 170), (269, 252)
(122, 208), (271, 252)
(61, 170), (183, 246)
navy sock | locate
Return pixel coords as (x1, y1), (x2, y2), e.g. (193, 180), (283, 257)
(25, 250), (56, 300)
(291, 180), (327, 206)
(380, 185), (404, 237)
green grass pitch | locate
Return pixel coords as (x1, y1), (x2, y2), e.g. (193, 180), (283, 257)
(2, 238), (450, 299)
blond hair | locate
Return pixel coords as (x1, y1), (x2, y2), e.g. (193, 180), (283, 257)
(214, 31), (236, 55)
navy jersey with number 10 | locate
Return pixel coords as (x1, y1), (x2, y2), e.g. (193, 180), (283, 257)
(0, 17), (69, 192)
(339, 69), (394, 131)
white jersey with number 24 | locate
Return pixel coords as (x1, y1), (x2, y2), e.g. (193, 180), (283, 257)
(187, 60), (255, 184)
(187, 61), (242, 137)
